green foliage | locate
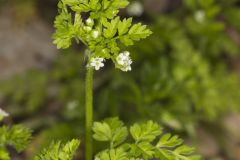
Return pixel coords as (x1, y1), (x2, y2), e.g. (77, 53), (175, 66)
(0, 115), (31, 160)
(53, 0), (152, 69)
(0, 110), (80, 160)
(0, 53), (84, 158)
(93, 117), (128, 147)
(120, 23), (152, 46)
(0, 52), (84, 115)
(130, 120), (161, 142)
(53, 10), (76, 49)
(34, 139), (80, 160)
(1, 0), (240, 159)
(96, 0), (240, 133)
(94, 118), (201, 160)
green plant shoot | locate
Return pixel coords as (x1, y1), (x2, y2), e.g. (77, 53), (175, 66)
(53, 0), (152, 159)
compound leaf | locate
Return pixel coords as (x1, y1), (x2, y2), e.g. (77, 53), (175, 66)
(34, 139), (80, 160)
(129, 23), (152, 41)
(156, 133), (183, 148)
(118, 18), (133, 36)
(93, 117), (128, 147)
(104, 17), (120, 38)
(130, 121), (162, 143)
(93, 122), (112, 141)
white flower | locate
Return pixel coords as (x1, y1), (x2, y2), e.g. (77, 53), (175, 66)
(116, 51), (132, 72)
(92, 30), (99, 39)
(123, 58), (132, 72)
(0, 108), (8, 118)
(116, 51), (130, 65)
(90, 57), (105, 70)
(86, 18), (94, 26)
(127, 1), (144, 17)
(194, 10), (205, 23)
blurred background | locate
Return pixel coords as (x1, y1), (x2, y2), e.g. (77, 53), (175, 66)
(1, 0), (240, 159)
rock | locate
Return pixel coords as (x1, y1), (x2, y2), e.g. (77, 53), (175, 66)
(196, 128), (220, 158)
(0, 7), (58, 79)
(223, 113), (240, 140)
(223, 113), (240, 159)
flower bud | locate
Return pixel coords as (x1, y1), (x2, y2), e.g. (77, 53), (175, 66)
(84, 26), (92, 32)
(86, 18), (94, 26)
(92, 30), (99, 39)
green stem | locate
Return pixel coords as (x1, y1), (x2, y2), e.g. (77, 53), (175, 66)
(85, 67), (94, 160)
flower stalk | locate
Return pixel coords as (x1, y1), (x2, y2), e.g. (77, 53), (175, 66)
(85, 67), (94, 160)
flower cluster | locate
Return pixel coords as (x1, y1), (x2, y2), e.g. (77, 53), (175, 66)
(89, 51), (132, 72)
(53, 0), (151, 72)
(83, 18), (99, 39)
(116, 51), (132, 72)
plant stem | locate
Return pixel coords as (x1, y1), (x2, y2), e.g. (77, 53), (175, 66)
(85, 67), (94, 160)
